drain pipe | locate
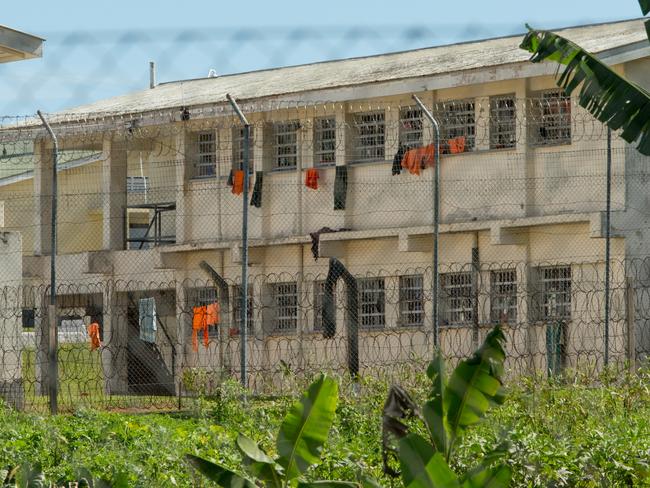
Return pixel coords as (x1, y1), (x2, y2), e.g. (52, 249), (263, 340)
(226, 94), (250, 388)
(37, 110), (58, 415)
(412, 95), (441, 351)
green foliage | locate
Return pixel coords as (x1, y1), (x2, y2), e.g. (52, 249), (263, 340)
(383, 326), (510, 488)
(519, 21), (650, 155)
(187, 374), (346, 487)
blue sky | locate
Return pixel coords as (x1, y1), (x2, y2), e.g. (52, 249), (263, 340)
(0, 0), (644, 114)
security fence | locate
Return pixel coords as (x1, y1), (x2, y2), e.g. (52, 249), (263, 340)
(0, 257), (647, 412)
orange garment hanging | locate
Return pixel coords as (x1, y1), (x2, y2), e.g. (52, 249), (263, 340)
(305, 168), (320, 190)
(448, 136), (466, 154)
(400, 144), (436, 175)
(231, 170), (245, 195)
(87, 322), (101, 351)
(192, 305), (207, 352)
(206, 302), (220, 326)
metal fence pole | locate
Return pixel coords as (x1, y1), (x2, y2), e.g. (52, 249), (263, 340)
(37, 110), (58, 414)
(226, 94), (250, 388)
(604, 127), (612, 366)
(412, 95), (441, 350)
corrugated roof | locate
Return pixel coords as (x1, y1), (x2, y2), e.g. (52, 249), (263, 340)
(60, 18), (649, 116)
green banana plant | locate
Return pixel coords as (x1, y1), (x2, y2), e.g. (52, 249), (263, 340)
(187, 374), (358, 488)
(1, 463), (126, 488)
(382, 325), (511, 488)
(520, 0), (650, 155)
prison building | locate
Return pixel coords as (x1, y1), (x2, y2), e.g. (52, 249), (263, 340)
(0, 18), (648, 399)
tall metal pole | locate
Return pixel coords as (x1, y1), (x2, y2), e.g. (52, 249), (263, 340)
(412, 95), (441, 350)
(37, 110), (58, 414)
(226, 94), (250, 388)
(604, 127), (612, 366)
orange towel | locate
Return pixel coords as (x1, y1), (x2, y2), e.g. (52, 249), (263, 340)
(206, 302), (220, 327)
(305, 168), (320, 190)
(400, 144), (436, 175)
(87, 322), (101, 351)
(192, 305), (207, 352)
(231, 170), (245, 195)
(448, 136), (466, 154)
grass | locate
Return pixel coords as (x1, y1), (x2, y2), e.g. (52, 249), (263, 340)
(0, 371), (648, 487)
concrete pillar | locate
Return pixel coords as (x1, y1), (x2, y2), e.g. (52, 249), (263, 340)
(102, 137), (128, 251)
(101, 284), (128, 395)
(33, 139), (53, 256)
(174, 131), (189, 244)
(518, 79), (536, 217)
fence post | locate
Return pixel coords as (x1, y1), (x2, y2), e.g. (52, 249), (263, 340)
(36, 110), (58, 415)
(626, 277), (636, 371)
(604, 127), (612, 366)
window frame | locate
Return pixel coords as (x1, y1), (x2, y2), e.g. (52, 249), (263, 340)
(193, 131), (217, 178)
(399, 106), (424, 151)
(313, 280), (335, 332)
(490, 269), (518, 324)
(272, 282), (298, 333)
(352, 111), (386, 163)
(489, 95), (516, 150)
(539, 266), (572, 321)
(530, 90), (572, 146)
(273, 120), (300, 170)
(359, 277), (386, 329)
(126, 175), (149, 194)
(232, 284), (254, 333)
(232, 126), (255, 174)
(441, 272), (473, 326)
(399, 274), (425, 327)
(186, 286), (220, 337)
(313, 117), (337, 167)
(438, 99), (476, 153)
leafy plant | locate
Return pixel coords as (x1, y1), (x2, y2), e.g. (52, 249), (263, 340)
(187, 374), (358, 488)
(382, 326), (511, 487)
(0, 462), (126, 488)
(520, 0), (650, 155)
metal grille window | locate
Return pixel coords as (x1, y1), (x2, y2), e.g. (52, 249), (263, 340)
(274, 121), (300, 169)
(359, 277), (385, 328)
(194, 131), (216, 178)
(232, 127), (254, 174)
(540, 266), (572, 320)
(126, 176), (149, 193)
(399, 275), (424, 327)
(490, 269), (517, 323)
(313, 280), (335, 331)
(352, 111), (385, 162)
(187, 287), (219, 337)
(273, 282), (298, 332)
(489, 95), (516, 149)
(313, 117), (336, 166)
(232, 285), (254, 332)
(531, 91), (572, 145)
(439, 100), (475, 152)
(441, 272), (473, 326)
(399, 107), (423, 150)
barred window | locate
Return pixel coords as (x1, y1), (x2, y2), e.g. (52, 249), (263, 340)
(127, 176), (149, 194)
(313, 280), (335, 331)
(352, 111), (385, 162)
(399, 275), (424, 327)
(441, 272), (473, 326)
(232, 127), (254, 174)
(439, 100), (475, 152)
(490, 270), (517, 323)
(359, 277), (385, 329)
(193, 131), (216, 178)
(399, 107), (423, 150)
(273, 282), (298, 332)
(540, 266), (571, 320)
(187, 287), (219, 337)
(274, 121), (300, 169)
(531, 91), (571, 146)
(489, 95), (516, 149)
(232, 285), (254, 332)
(313, 117), (336, 167)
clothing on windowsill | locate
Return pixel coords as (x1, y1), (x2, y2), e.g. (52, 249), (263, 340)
(192, 303), (220, 352)
(250, 171), (263, 207)
(310, 227), (351, 260)
(87, 322), (101, 351)
(391, 144), (407, 175)
(333, 165), (348, 210)
(206, 302), (220, 327)
(138, 297), (157, 343)
(231, 170), (245, 195)
(401, 144), (436, 176)
(305, 168), (320, 189)
(448, 136), (466, 154)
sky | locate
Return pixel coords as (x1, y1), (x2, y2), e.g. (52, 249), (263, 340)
(0, 0), (644, 115)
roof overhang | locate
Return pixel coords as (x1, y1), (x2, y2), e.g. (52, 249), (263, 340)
(0, 25), (43, 63)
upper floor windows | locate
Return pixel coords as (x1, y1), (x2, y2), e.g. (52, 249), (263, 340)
(352, 111), (385, 163)
(314, 117), (336, 167)
(232, 127), (255, 174)
(489, 95), (516, 150)
(193, 131), (216, 178)
(438, 99), (475, 153)
(530, 90), (572, 146)
(273, 121), (300, 170)
(399, 107), (423, 150)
